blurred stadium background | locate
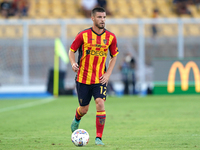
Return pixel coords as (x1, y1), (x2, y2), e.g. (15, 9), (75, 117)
(0, 0), (200, 97)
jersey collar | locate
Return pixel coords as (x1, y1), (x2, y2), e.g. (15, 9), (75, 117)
(91, 27), (105, 36)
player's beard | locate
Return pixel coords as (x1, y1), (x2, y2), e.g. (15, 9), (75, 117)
(95, 22), (105, 29)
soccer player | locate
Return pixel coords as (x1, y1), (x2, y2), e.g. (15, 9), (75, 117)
(69, 7), (118, 146)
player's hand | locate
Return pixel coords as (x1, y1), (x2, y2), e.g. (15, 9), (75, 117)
(72, 63), (79, 73)
(99, 73), (110, 85)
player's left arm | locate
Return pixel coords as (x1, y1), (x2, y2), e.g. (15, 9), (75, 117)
(100, 55), (117, 85)
(100, 34), (118, 85)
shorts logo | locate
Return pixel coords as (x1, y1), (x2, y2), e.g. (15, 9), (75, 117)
(80, 99), (83, 104)
(99, 118), (105, 125)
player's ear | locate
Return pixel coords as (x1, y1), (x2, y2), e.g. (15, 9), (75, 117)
(91, 15), (94, 21)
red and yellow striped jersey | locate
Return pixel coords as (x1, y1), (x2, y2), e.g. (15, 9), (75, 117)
(70, 27), (119, 85)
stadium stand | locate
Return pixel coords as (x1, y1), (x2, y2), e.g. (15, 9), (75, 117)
(0, 0), (200, 38)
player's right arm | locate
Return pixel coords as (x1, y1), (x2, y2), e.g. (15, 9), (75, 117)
(69, 50), (79, 73)
(68, 32), (83, 73)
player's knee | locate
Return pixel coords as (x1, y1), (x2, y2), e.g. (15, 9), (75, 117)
(95, 98), (105, 110)
(80, 106), (89, 114)
(81, 109), (88, 115)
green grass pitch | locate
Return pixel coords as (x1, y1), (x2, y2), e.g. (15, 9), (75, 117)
(0, 95), (200, 150)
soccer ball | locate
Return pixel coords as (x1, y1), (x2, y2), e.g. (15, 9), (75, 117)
(71, 129), (89, 146)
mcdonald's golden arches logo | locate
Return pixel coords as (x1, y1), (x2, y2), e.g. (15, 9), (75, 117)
(167, 61), (200, 93)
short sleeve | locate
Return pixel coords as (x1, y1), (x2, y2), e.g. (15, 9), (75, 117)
(70, 33), (83, 52)
(109, 34), (119, 57)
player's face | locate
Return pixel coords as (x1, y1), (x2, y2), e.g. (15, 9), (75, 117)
(93, 12), (106, 29)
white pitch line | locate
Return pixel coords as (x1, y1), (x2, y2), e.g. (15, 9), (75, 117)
(0, 97), (55, 113)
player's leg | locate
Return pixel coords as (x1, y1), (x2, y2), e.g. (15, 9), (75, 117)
(71, 105), (90, 133)
(92, 83), (107, 145)
(95, 98), (106, 145)
(71, 82), (92, 133)
(75, 105), (89, 121)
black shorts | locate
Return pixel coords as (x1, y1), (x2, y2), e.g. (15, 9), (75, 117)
(76, 81), (107, 106)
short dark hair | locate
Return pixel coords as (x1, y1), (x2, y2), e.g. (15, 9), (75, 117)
(173, 0), (188, 3)
(91, 7), (106, 17)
